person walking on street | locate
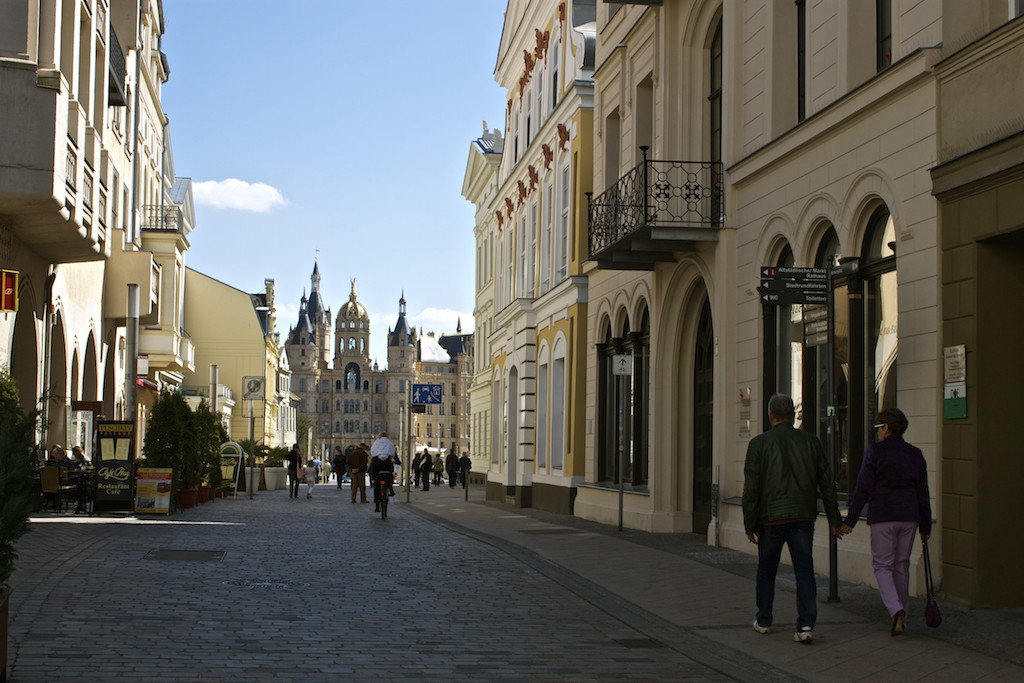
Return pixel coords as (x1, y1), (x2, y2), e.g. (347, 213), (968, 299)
(411, 451), (422, 488)
(286, 443), (301, 499)
(333, 447), (347, 489)
(432, 452), (444, 487)
(347, 443), (370, 504)
(743, 393), (845, 644)
(839, 408), (932, 636)
(302, 458), (317, 499)
(459, 451), (472, 488)
(445, 447), (459, 488)
(420, 449), (432, 491)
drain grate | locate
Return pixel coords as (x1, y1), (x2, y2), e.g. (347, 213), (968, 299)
(222, 579), (310, 591)
(144, 549), (225, 562)
(614, 637), (667, 649)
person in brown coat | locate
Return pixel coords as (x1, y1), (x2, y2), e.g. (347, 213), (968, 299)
(346, 443), (370, 503)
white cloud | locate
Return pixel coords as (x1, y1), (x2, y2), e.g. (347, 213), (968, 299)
(412, 308), (473, 337)
(193, 178), (287, 212)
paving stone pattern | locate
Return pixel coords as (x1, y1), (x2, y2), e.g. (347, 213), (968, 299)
(10, 485), (734, 682)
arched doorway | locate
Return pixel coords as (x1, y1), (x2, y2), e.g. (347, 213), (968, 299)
(46, 312), (68, 447)
(10, 295), (38, 414)
(692, 296), (714, 533)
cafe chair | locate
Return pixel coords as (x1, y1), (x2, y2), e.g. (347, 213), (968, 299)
(40, 466), (77, 512)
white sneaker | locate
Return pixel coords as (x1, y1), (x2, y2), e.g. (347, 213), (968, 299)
(794, 627), (813, 643)
(752, 620), (770, 634)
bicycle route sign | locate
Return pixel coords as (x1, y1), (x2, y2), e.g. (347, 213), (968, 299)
(411, 384), (442, 405)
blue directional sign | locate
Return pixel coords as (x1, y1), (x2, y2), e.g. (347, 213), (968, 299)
(411, 383), (442, 405)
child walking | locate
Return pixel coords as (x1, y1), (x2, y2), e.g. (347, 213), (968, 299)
(302, 458), (317, 499)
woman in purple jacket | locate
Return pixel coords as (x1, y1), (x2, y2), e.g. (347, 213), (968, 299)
(840, 407), (932, 636)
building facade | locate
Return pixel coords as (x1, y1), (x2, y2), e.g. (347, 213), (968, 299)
(462, 123), (503, 478)
(483, 0), (595, 514)
(284, 265), (473, 463)
(0, 0), (192, 458)
(479, 1), (1024, 608)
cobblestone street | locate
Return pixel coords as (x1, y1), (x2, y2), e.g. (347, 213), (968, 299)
(8, 480), (1024, 682)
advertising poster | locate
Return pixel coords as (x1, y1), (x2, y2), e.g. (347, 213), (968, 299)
(94, 420), (135, 512)
(136, 468), (173, 513)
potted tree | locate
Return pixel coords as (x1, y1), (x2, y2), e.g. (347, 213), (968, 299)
(143, 388), (201, 509)
(0, 371), (39, 682)
(193, 401), (222, 503)
(262, 446), (289, 491)
(238, 440), (269, 491)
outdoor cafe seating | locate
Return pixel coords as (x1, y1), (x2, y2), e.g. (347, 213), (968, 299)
(39, 466), (77, 512)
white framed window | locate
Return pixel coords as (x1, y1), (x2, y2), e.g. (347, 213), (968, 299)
(537, 361), (549, 469)
(541, 182), (553, 293)
(556, 163), (570, 280)
(506, 230), (514, 304)
(527, 200), (538, 297)
(518, 214), (527, 298)
(551, 355), (566, 469)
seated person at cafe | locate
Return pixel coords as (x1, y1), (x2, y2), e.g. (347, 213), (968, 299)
(47, 444), (72, 468)
(71, 446), (88, 469)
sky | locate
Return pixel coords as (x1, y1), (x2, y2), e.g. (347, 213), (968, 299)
(160, 1), (507, 365)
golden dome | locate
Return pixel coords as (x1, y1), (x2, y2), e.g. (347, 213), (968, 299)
(338, 279), (368, 322)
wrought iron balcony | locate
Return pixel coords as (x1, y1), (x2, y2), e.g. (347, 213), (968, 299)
(141, 204), (184, 232)
(588, 147), (724, 270)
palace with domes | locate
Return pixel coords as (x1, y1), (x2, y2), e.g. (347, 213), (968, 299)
(285, 262), (473, 460)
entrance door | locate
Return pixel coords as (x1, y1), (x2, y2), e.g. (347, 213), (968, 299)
(692, 297), (714, 533)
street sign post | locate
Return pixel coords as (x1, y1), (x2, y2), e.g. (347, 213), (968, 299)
(411, 384), (442, 405)
(758, 266), (828, 306)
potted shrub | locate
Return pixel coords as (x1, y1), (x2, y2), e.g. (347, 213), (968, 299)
(0, 371), (39, 682)
(262, 446), (289, 491)
(143, 388), (201, 509)
(193, 401), (222, 503)
(238, 440), (269, 490)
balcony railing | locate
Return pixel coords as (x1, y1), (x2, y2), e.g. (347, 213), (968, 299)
(588, 147), (723, 269)
(141, 204), (184, 232)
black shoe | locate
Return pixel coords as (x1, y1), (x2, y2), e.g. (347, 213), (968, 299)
(374, 504), (380, 512)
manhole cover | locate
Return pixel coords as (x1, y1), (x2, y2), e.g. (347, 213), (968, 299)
(222, 579), (311, 590)
(144, 549), (225, 562)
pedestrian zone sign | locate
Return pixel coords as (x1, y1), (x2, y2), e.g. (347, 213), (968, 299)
(412, 384), (442, 405)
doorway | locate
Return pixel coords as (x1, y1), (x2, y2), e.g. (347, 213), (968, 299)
(692, 296), (714, 533)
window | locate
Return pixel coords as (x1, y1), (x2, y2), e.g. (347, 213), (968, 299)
(439, 403), (445, 416)
(450, 402), (456, 416)
(541, 182), (553, 292)
(556, 163), (570, 280)
(876, 0), (892, 71)
(518, 214), (527, 297)
(796, 0), (806, 122)
(335, 380), (342, 391)
(525, 91), (532, 146)
(451, 383), (456, 395)
(527, 200), (538, 297)
(550, 41), (559, 110)
(596, 311), (648, 485)
(551, 356), (566, 470)
(537, 361), (549, 468)
(709, 19), (723, 225)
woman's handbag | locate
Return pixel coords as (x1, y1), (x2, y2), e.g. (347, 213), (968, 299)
(922, 537), (942, 628)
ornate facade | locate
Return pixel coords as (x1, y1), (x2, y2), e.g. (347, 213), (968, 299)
(285, 264), (472, 460)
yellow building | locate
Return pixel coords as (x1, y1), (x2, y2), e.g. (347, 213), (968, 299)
(183, 270), (292, 448)
(462, 123), (503, 478)
(485, 0), (594, 513)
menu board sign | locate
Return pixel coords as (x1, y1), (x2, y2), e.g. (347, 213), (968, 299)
(136, 468), (173, 513)
(94, 420), (135, 510)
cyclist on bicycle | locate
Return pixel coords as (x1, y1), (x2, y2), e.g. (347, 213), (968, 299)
(369, 433), (400, 512)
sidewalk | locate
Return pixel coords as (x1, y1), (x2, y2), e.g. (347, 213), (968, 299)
(405, 480), (1024, 682)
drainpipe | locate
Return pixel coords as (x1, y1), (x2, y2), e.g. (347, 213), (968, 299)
(126, 284), (139, 430)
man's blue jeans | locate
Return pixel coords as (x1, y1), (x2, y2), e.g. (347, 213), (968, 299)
(755, 520), (817, 630)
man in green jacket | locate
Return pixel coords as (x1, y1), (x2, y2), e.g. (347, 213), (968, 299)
(743, 393), (845, 644)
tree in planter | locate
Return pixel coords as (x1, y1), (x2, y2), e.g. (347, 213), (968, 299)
(142, 389), (202, 496)
(0, 371), (40, 683)
(193, 400), (222, 491)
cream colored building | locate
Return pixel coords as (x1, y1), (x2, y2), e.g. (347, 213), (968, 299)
(462, 123), (503, 478)
(1, 0), (192, 458)
(486, 0), (595, 513)
(562, 1), (1024, 608)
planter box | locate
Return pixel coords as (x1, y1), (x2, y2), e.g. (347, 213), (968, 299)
(263, 467), (288, 491)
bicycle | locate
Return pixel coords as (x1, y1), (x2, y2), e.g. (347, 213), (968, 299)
(376, 471), (392, 519)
